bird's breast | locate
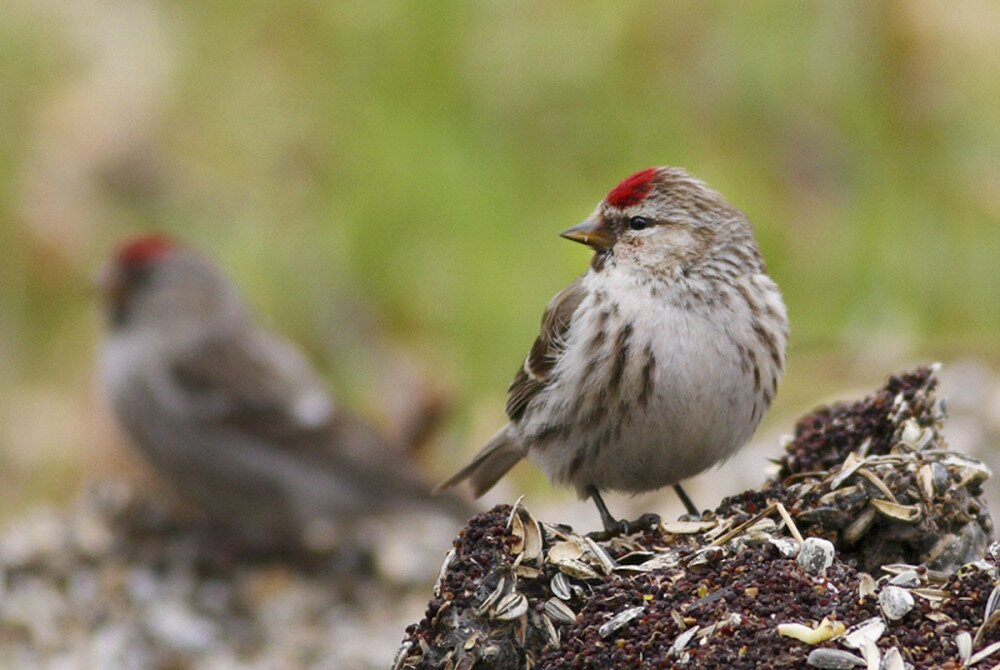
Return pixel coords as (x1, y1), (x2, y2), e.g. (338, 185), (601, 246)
(524, 270), (784, 494)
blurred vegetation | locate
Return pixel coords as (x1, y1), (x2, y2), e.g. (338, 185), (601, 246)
(1, 1), (998, 511)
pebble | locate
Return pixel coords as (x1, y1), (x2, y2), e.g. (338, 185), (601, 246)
(0, 482), (450, 669)
(798, 537), (836, 575)
(144, 600), (217, 652)
(878, 586), (915, 621)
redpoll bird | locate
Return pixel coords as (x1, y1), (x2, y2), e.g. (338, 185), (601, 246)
(437, 167), (788, 535)
(97, 236), (469, 552)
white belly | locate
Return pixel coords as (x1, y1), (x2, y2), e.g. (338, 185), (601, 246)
(522, 269), (781, 496)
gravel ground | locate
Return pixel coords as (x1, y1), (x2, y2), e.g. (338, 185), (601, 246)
(0, 483), (463, 669)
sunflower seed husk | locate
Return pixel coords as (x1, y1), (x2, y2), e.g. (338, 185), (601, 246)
(856, 437), (874, 457)
(910, 587), (948, 602)
(841, 617), (885, 649)
(806, 648), (865, 669)
(557, 558), (600, 580)
(986, 585), (1000, 619)
(537, 612), (559, 648)
(968, 639), (1000, 666)
(842, 506), (877, 545)
(857, 637), (879, 670)
(930, 461), (949, 493)
(956, 631), (972, 665)
(473, 576), (506, 616)
(870, 498), (922, 523)
(493, 591), (528, 621)
(547, 540), (583, 564)
(581, 536), (616, 575)
(550, 572), (571, 601)
(548, 541), (600, 579)
(829, 453), (864, 490)
(598, 606), (644, 638)
(660, 520), (717, 534)
(543, 597), (577, 625)
(514, 564), (542, 579)
(858, 573), (877, 600)
(855, 469), (897, 502)
(686, 546), (723, 567)
(974, 610), (1000, 647)
(917, 464), (935, 501)
(769, 537), (801, 558)
(434, 548), (456, 597)
(888, 570), (920, 587)
(505, 495), (526, 526)
(510, 506), (543, 564)
(704, 517), (734, 541)
(880, 646), (904, 670)
(671, 625), (698, 654)
(616, 550), (656, 565)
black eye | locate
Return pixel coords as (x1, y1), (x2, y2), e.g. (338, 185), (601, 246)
(628, 216), (649, 231)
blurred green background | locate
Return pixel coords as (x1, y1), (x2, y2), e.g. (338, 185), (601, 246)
(1, 0), (999, 513)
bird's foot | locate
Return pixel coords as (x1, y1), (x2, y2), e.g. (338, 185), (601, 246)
(586, 512), (661, 541)
(585, 485), (661, 540)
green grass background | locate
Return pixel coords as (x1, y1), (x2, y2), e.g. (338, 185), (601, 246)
(1, 1), (998, 510)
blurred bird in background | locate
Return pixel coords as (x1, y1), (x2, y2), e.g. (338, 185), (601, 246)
(95, 234), (471, 554)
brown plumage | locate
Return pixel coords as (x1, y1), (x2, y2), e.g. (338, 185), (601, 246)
(437, 167), (788, 536)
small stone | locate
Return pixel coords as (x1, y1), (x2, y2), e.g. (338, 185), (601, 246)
(878, 586), (915, 621)
(144, 600), (217, 653)
(797, 537), (835, 575)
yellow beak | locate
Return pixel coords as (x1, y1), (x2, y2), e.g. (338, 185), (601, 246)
(560, 216), (614, 251)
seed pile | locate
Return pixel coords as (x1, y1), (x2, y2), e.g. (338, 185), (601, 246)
(774, 368), (945, 479)
(395, 368), (998, 669)
(717, 365), (992, 573)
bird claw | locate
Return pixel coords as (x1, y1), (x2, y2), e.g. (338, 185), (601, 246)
(587, 512), (661, 541)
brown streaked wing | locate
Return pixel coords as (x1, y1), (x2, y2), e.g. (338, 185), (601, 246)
(505, 278), (587, 422)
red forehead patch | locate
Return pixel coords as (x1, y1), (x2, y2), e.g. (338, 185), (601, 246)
(605, 167), (658, 208)
(116, 234), (175, 267)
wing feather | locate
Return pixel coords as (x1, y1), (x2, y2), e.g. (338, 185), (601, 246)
(505, 278), (587, 421)
(169, 331), (335, 447)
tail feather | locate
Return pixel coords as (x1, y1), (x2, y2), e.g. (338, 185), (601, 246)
(434, 426), (525, 498)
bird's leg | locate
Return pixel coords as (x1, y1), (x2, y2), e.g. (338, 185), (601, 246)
(585, 485), (661, 540)
(673, 483), (700, 517)
(587, 485), (623, 534)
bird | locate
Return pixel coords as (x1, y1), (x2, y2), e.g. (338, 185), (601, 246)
(436, 166), (788, 536)
(96, 235), (470, 553)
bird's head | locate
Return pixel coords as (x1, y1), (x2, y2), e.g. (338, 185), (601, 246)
(96, 235), (246, 335)
(561, 167), (758, 278)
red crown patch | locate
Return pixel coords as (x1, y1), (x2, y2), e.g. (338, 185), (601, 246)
(605, 168), (657, 208)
